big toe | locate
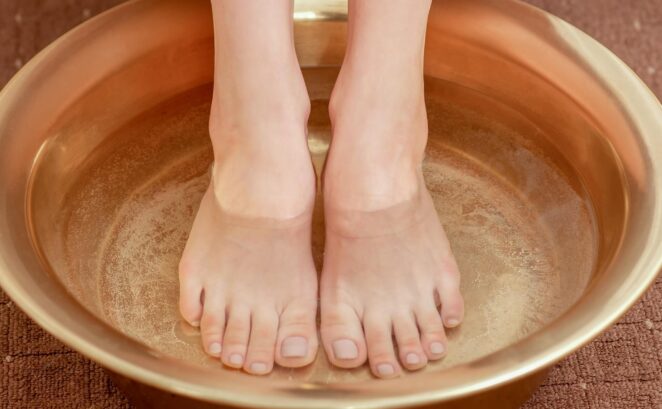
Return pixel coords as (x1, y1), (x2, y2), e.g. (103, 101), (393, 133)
(276, 301), (318, 368)
(320, 304), (367, 368)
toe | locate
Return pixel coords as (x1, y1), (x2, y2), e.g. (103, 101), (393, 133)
(200, 294), (226, 358)
(320, 303), (367, 368)
(178, 268), (203, 327)
(392, 312), (427, 370)
(364, 313), (401, 379)
(276, 300), (318, 368)
(416, 305), (448, 360)
(244, 308), (278, 375)
(438, 258), (464, 328)
(221, 305), (251, 368)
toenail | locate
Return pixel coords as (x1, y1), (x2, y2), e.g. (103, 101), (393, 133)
(332, 339), (359, 360)
(406, 353), (420, 365)
(250, 362), (268, 374)
(446, 318), (460, 327)
(430, 342), (445, 355)
(377, 363), (395, 376)
(208, 342), (222, 355)
(229, 353), (243, 365)
(281, 336), (308, 358)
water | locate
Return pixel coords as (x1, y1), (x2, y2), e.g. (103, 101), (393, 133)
(31, 71), (596, 382)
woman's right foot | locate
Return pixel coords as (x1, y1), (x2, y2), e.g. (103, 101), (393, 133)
(178, 0), (318, 375)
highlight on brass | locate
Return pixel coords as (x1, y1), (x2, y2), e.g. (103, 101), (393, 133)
(0, 0), (660, 408)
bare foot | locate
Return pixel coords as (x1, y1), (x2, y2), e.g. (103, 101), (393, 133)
(178, 0), (318, 375)
(320, 0), (464, 378)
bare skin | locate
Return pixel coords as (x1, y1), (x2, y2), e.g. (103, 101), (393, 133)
(320, 0), (464, 378)
(178, 0), (318, 375)
(180, 0), (464, 378)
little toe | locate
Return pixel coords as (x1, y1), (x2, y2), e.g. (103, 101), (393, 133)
(416, 305), (448, 360)
(320, 304), (367, 368)
(244, 309), (278, 375)
(276, 301), (318, 368)
(221, 305), (251, 368)
(392, 313), (427, 370)
(438, 286), (464, 328)
(200, 295), (226, 358)
(178, 269), (203, 327)
(364, 314), (401, 379)
(438, 259), (465, 328)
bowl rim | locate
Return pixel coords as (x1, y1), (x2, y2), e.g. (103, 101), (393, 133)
(1, 0), (661, 407)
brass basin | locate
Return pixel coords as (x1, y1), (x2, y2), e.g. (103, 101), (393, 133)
(0, 0), (660, 408)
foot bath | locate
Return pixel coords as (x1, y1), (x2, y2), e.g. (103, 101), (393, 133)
(0, 0), (660, 408)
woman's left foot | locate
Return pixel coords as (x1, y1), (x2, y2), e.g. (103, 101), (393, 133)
(320, 52), (464, 379)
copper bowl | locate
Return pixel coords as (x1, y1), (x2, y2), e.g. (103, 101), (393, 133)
(0, 0), (660, 408)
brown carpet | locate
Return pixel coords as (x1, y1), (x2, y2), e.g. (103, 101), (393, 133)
(1, 1), (660, 408)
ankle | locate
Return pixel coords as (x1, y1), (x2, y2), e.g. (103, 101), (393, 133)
(209, 135), (316, 220)
(209, 74), (310, 149)
(329, 59), (425, 130)
(325, 65), (429, 212)
(327, 76), (428, 163)
(207, 67), (315, 219)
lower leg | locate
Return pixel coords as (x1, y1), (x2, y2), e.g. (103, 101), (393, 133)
(210, 0), (313, 218)
(321, 0), (464, 378)
(325, 0), (430, 211)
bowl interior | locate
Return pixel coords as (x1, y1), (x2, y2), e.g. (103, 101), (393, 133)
(28, 60), (597, 382)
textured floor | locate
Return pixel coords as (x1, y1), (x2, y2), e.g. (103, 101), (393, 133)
(0, 0), (660, 408)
